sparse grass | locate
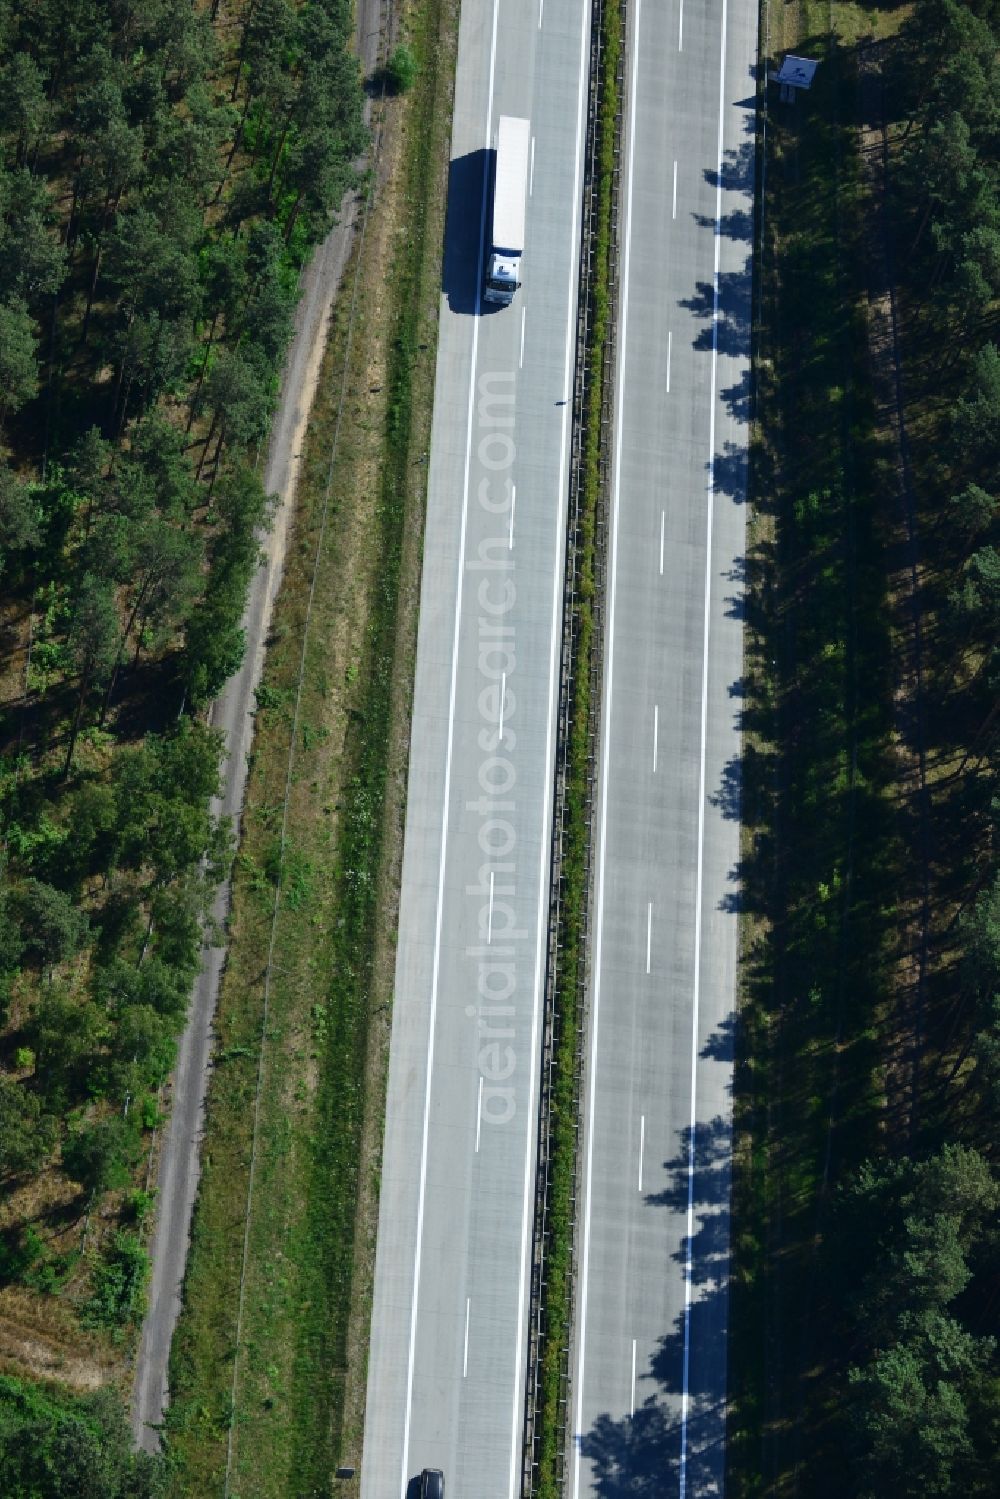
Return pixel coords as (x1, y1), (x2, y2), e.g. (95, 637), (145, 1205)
(162, 0), (457, 1493)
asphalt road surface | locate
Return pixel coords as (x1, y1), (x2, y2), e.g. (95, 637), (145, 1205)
(571, 0), (755, 1494)
(360, 0), (590, 1493)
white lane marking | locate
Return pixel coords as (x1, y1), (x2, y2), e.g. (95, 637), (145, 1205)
(631, 1338), (637, 1416)
(573, 5), (641, 1489)
(666, 329), (672, 393)
(487, 870), (495, 944)
(512, 0), (591, 1490)
(464, 1298), (471, 1377)
(659, 510), (665, 575)
(476, 1075), (483, 1152)
(638, 1114), (645, 1191)
(653, 704), (658, 773)
(530, 136), (536, 196)
(679, 0), (728, 1493)
(400, 1), (500, 1491)
(678, 0), (684, 50)
(499, 671), (507, 743)
(520, 305), (526, 368)
(538, 0), (543, 25)
(646, 902), (652, 974)
(508, 483), (516, 549)
(672, 160), (678, 219)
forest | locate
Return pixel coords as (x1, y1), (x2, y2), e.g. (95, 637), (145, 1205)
(0, 0), (364, 1476)
(731, 0), (1000, 1494)
(841, 1), (1000, 1486)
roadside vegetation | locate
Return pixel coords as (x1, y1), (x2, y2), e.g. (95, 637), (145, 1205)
(163, 0), (457, 1490)
(0, 1373), (164, 1498)
(730, 0), (1000, 1493)
(531, 0), (619, 1491)
(0, 0), (363, 1464)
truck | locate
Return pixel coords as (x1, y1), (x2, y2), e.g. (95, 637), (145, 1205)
(484, 115), (530, 308)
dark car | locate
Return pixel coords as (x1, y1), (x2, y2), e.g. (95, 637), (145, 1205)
(420, 1470), (445, 1499)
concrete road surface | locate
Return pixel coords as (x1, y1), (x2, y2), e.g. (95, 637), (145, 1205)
(571, 0), (756, 1493)
(360, 0), (590, 1493)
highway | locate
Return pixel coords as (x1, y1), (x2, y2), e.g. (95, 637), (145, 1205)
(572, 0), (755, 1494)
(360, 0), (590, 1492)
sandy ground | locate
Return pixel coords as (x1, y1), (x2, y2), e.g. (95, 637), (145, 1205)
(130, 0), (387, 1449)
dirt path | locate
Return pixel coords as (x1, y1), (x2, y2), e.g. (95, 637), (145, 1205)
(130, 0), (388, 1449)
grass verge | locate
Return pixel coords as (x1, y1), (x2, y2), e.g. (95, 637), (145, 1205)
(532, 0), (619, 1493)
(161, 0), (457, 1490)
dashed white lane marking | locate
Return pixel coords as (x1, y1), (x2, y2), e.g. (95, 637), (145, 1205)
(487, 870), (495, 944)
(464, 1298), (471, 1377)
(672, 159), (678, 218)
(530, 136), (536, 195)
(667, 329), (672, 392)
(499, 671), (507, 742)
(659, 510), (665, 575)
(520, 305), (526, 368)
(646, 902), (652, 974)
(679, 0), (684, 50)
(653, 704), (659, 772)
(630, 1338), (637, 1416)
(508, 483), (516, 549)
(475, 1076), (483, 1153)
(638, 1114), (645, 1191)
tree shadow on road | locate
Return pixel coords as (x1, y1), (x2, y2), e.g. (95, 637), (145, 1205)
(578, 1107), (733, 1495)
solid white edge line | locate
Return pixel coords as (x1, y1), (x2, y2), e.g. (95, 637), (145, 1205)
(510, 0), (591, 1490)
(572, 0), (641, 1492)
(678, 0), (728, 1492)
(399, 1), (500, 1490)
(464, 1297), (471, 1378)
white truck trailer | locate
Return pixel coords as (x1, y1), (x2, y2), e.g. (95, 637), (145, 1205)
(484, 115), (530, 307)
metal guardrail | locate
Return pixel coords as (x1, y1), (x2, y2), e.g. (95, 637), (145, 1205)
(520, 0), (628, 1487)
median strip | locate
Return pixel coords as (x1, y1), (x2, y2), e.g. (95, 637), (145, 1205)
(523, 0), (624, 1490)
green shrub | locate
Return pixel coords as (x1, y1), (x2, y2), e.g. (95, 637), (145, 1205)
(386, 43), (417, 95)
(62, 1115), (141, 1196)
(82, 1230), (149, 1331)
